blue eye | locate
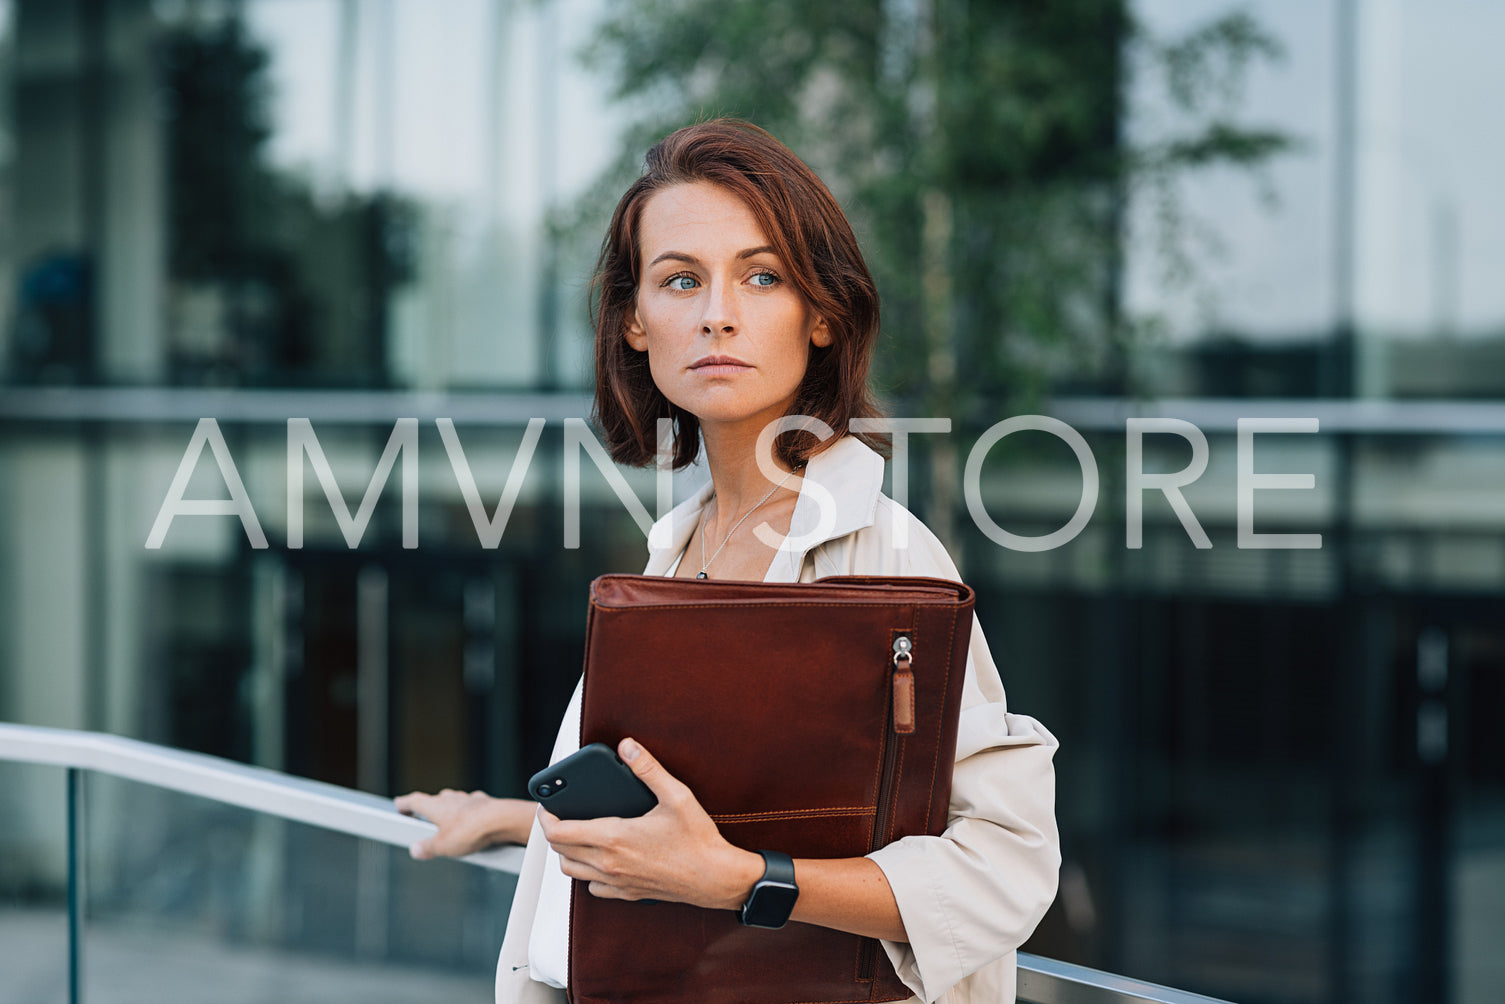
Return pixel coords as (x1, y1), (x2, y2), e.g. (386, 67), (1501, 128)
(665, 274), (699, 291)
(750, 271), (780, 287)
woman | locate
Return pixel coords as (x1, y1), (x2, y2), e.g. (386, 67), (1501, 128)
(395, 119), (1060, 1004)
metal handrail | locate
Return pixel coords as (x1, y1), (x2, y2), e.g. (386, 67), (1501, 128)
(0, 722), (1232, 1004)
(2, 384), (1504, 435)
(1016, 953), (1233, 1004)
(0, 722), (522, 872)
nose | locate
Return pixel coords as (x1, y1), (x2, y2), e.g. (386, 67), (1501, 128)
(699, 279), (737, 335)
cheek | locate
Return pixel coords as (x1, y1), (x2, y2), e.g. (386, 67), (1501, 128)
(638, 329), (691, 405)
(645, 352), (677, 395)
(636, 299), (693, 350)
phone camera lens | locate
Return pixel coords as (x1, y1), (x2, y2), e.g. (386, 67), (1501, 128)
(535, 784), (551, 797)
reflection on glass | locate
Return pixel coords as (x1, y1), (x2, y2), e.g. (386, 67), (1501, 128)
(0, 762), (69, 1004)
(80, 774), (514, 1002)
(0, 2), (1502, 1003)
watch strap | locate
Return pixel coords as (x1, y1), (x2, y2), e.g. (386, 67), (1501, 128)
(739, 849), (798, 928)
(755, 849), (795, 887)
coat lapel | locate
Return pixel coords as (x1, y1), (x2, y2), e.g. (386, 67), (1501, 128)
(643, 437), (886, 583)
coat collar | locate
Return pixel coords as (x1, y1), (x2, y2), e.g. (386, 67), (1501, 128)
(643, 435), (886, 581)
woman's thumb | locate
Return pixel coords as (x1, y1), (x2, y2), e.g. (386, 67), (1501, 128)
(620, 738), (696, 812)
(619, 737), (674, 795)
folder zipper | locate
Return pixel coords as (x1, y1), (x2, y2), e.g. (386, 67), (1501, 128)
(890, 634), (915, 735)
(860, 633), (914, 982)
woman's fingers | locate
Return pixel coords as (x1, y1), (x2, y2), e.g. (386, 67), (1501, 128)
(556, 850), (610, 884)
(394, 793), (449, 859)
(617, 738), (693, 808)
(587, 881), (627, 900)
(538, 810), (621, 856)
(556, 849), (651, 901)
(393, 791), (431, 819)
(538, 755), (756, 909)
(409, 834), (443, 861)
(393, 789), (503, 859)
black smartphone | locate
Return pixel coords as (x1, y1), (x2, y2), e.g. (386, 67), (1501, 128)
(528, 742), (658, 820)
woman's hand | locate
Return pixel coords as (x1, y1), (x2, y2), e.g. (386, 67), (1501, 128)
(539, 738), (764, 910)
(394, 789), (536, 859)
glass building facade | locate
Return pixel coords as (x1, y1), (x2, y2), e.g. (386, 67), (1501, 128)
(1, 1), (1502, 1002)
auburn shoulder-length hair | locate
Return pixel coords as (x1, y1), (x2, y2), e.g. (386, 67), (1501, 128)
(591, 118), (886, 470)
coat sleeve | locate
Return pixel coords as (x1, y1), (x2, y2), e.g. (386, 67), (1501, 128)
(860, 510), (1061, 1002)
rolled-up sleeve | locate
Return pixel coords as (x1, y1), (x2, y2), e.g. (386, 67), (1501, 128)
(865, 616), (1061, 1003)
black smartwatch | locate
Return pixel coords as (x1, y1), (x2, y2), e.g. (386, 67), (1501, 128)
(738, 850), (799, 929)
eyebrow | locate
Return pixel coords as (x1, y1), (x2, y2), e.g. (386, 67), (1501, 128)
(647, 246), (778, 267)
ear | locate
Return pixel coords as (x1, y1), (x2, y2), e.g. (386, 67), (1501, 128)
(810, 314), (833, 349)
(624, 309), (649, 353)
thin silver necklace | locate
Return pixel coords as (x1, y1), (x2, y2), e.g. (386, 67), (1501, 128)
(697, 466), (801, 579)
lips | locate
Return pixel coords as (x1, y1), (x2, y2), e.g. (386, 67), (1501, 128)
(689, 354), (753, 371)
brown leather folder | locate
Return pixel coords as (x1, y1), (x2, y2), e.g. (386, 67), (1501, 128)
(568, 573), (975, 1004)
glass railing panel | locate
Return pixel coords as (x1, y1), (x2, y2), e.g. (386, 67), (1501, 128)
(80, 772), (515, 1003)
(0, 761), (70, 1004)
(0, 725), (1240, 1004)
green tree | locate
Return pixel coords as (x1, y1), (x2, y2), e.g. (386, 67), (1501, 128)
(160, 14), (419, 386)
(571, 0), (1289, 542)
(575, 0), (1286, 400)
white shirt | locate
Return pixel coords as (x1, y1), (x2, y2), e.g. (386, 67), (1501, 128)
(499, 436), (1060, 1004)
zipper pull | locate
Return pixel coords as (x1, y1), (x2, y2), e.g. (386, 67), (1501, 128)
(892, 635), (915, 735)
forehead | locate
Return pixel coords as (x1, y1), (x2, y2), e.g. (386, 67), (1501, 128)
(637, 181), (771, 260)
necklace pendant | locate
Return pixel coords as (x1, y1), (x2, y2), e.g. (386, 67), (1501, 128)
(695, 571), (708, 579)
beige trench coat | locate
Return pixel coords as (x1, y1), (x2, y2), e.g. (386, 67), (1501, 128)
(496, 436), (1060, 1004)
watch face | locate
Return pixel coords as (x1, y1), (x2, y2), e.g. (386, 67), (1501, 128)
(743, 879), (799, 929)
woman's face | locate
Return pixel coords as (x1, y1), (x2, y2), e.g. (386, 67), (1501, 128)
(626, 181), (831, 438)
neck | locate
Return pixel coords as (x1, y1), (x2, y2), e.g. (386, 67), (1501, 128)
(700, 422), (799, 519)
